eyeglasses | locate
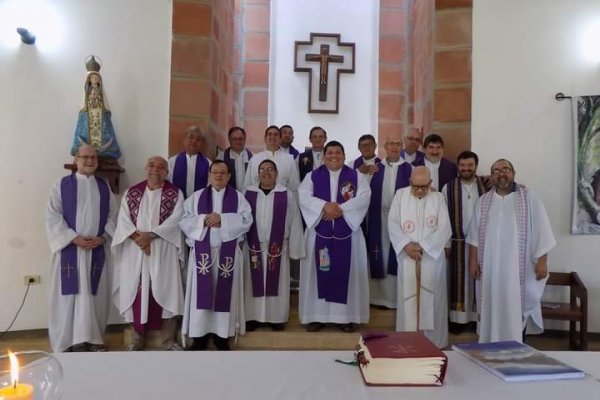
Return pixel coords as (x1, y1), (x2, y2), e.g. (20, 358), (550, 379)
(411, 184), (430, 190)
(491, 167), (513, 175)
(259, 167), (275, 173)
(77, 155), (98, 161)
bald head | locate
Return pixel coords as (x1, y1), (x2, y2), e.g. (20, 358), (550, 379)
(75, 144), (99, 176)
(410, 166), (432, 199)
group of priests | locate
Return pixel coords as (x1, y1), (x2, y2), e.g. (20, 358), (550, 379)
(46, 124), (555, 352)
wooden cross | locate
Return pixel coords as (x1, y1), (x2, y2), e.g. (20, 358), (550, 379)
(305, 44), (344, 101)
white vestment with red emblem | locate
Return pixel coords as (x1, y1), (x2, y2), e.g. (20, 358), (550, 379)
(388, 187), (451, 348)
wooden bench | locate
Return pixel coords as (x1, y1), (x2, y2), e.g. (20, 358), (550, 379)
(541, 271), (588, 350)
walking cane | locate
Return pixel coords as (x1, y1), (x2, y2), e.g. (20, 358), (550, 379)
(415, 258), (421, 330)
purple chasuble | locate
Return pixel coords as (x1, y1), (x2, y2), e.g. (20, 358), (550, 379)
(367, 162), (412, 278)
(353, 157), (381, 169)
(172, 152), (209, 197)
(312, 165), (357, 304)
(60, 174), (110, 295)
(245, 190), (287, 297)
(194, 186), (239, 312)
(223, 148), (252, 189)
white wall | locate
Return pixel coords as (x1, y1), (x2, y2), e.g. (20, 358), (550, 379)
(269, 0), (379, 161)
(473, 0), (600, 331)
(0, 0), (172, 330)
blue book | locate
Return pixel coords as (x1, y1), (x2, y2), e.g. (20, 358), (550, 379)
(452, 341), (585, 382)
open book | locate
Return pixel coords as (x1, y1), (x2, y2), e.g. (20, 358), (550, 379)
(452, 341), (585, 382)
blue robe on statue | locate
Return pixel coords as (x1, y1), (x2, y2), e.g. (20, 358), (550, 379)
(71, 111), (122, 159)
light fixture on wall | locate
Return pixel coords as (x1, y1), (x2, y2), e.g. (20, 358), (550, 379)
(16, 27), (35, 45)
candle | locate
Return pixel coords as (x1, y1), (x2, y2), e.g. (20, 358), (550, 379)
(0, 352), (33, 400)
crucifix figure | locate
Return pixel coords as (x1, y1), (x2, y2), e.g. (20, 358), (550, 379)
(305, 44), (344, 101)
(294, 33), (355, 114)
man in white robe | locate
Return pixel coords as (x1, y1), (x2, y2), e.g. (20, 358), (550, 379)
(112, 156), (185, 351)
(243, 159), (305, 330)
(298, 141), (371, 333)
(216, 126), (252, 191)
(168, 126), (211, 198)
(441, 151), (487, 332)
(367, 134), (412, 309)
(46, 145), (117, 352)
(244, 125), (300, 191)
(388, 166), (451, 348)
(180, 160), (252, 350)
(467, 159), (556, 343)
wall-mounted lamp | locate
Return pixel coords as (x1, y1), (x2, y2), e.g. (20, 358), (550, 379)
(16, 27), (35, 45)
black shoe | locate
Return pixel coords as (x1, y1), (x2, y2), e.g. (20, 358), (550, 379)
(246, 320), (259, 332)
(213, 335), (231, 351)
(270, 323), (285, 331)
(306, 322), (324, 332)
(187, 335), (209, 351)
(449, 322), (464, 335)
(339, 323), (356, 333)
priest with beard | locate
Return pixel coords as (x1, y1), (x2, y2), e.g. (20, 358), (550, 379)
(298, 141), (371, 333)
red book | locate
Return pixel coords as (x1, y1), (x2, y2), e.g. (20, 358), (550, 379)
(357, 331), (448, 386)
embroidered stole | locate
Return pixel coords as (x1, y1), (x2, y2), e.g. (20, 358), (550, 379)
(245, 190), (288, 297)
(312, 165), (357, 304)
(194, 186), (238, 312)
(447, 177), (486, 312)
(477, 184), (528, 314)
(60, 175), (110, 295)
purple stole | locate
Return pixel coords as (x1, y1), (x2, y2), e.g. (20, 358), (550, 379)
(172, 152), (209, 197)
(312, 165), (357, 304)
(245, 190), (288, 297)
(60, 174), (110, 296)
(288, 145), (300, 159)
(367, 162), (412, 278)
(446, 177), (486, 312)
(126, 180), (179, 225)
(353, 157), (381, 169)
(194, 186), (239, 312)
(223, 148), (252, 189)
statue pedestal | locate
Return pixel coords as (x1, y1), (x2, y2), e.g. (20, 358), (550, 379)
(64, 157), (124, 194)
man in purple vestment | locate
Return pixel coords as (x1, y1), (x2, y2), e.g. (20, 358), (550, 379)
(401, 127), (425, 166)
(350, 134), (381, 178)
(216, 126), (252, 191)
(168, 126), (211, 198)
(280, 124), (300, 159)
(47, 144), (116, 352)
(414, 134), (458, 191)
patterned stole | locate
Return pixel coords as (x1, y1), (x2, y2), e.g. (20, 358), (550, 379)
(60, 175), (110, 295)
(245, 190), (288, 297)
(367, 162), (412, 278)
(447, 177), (486, 312)
(312, 165), (357, 304)
(172, 152), (209, 197)
(126, 180), (179, 226)
(477, 183), (528, 314)
(353, 157), (381, 169)
(194, 186), (239, 312)
(224, 148), (252, 189)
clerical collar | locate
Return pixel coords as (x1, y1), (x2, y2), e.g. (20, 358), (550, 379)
(75, 172), (95, 179)
(385, 158), (403, 167)
(425, 158), (440, 166)
(260, 186), (273, 195)
(211, 186), (226, 193)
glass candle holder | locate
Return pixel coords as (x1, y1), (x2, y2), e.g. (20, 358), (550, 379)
(0, 351), (63, 400)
